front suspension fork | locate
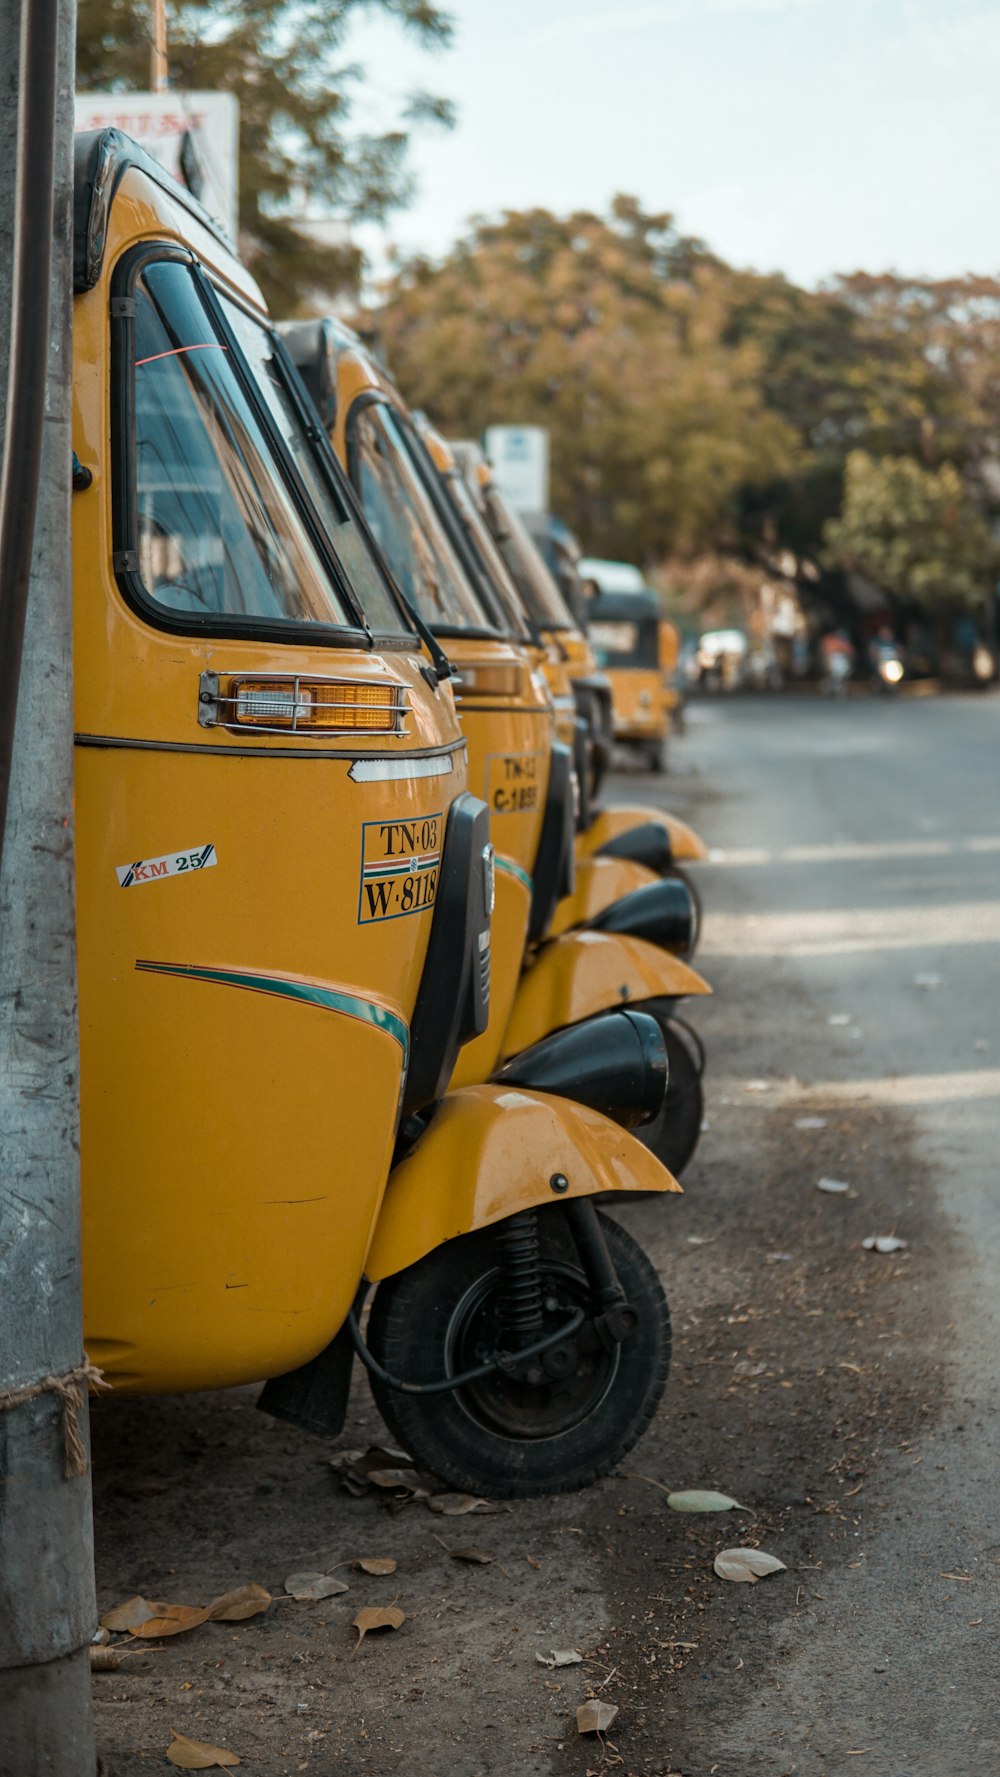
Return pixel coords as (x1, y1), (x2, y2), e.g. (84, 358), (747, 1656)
(498, 1201), (639, 1353)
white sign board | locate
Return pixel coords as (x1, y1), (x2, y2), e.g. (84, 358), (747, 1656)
(74, 91), (239, 243)
(484, 425), (549, 517)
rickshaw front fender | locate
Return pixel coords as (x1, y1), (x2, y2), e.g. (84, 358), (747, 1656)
(501, 929), (711, 1062)
(547, 853), (659, 938)
(583, 805), (709, 863)
(365, 1083), (679, 1282)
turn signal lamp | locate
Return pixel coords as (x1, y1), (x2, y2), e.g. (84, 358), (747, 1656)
(452, 662), (524, 698)
(198, 671), (406, 735)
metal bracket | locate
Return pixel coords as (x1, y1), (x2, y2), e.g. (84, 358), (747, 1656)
(197, 670), (220, 728)
(110, 296), (136, 319)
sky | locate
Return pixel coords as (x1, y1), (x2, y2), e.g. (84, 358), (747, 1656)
(345, 0), (1000, 287)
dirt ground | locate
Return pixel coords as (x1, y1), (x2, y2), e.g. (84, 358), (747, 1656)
(89, 749), (952, 1777)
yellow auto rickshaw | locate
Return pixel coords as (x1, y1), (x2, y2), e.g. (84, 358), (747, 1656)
(581, 582), (677, 774)
(281, 320), (710, 1175)
(71, 129), (678, 1498)
(458, 448), (709, 878)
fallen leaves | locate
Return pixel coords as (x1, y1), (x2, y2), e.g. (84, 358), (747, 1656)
(714, 1547), (787, 1584)
(862, 1235), (908, 1254)
(353, 1557), (397, 1576)
(536, 1648), (583, 1668)
(205, 1585), (272, 1623)
(577, 1699), (619, 1734)
(166, 1732), (240, 1770)
(621, 1474), (751, 1514)
(99, 1583), (271, 1643)
(352, 1605), (405, 1651)
(426, 1492), (496, 1516)
(816, 1177), (851, 1195)
(331, 1447), (506, 1515)
(665, 1489), (751, 1515)
(283, 1572), (349, 1602)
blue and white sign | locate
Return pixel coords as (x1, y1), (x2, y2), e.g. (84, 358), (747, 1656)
(484, 425), (550, 517)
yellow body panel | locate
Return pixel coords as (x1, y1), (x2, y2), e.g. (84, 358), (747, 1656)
(320, 336), (709, 1086)
(365, 1084), (680, 1280)
(549, 855), (659, 938)
(604, 666), (669, 743)
(581, 806), (710, 863)
(74, 163), (468, 1392)
(502, 931), (711, 1061)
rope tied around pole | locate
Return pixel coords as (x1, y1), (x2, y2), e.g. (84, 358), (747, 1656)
(0, 1358), (108, 1476)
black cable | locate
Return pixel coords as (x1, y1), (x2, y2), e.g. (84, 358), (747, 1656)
(347, 1284), (585, 1397)
(0, 5), (59, 870)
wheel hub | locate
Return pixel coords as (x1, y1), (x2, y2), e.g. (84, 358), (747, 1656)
(448, 1263), (620, 1441)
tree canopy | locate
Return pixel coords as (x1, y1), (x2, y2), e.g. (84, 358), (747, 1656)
(76, 0), (455, 313)
(823, 451), (999, 613)
(370, 204), (1000, 623)
(373, 198), (795, 561)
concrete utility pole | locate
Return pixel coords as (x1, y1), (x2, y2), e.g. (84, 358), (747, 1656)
(0, 3), (100, 1773)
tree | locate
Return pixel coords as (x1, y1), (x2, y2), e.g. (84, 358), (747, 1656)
(372, 198), (794, 563)
(721, 271), (964, 558)
(823, 450), (999, 615)
(76, 0), (455, 313)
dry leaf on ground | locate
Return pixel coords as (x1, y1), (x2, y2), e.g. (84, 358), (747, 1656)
(536, 1648), (583, 1667)
(426, 1492), (492, 1515)
(447, 1546), (496, 1564)
(206, 1584), (271, 1622)
(352, 1605), (406, 1650)
(99, 1595), (157, 1633)
(667, 1489), (751, 1514)
(284, 1572), (349, 1601)
(166, 1731), (240, 1769)
(577, 1700), (619, 1734)
(817, 1177), (851, 1195)
(863, 1235), (908, 1254)
(353, 1557), (397, 1576)
(106, 1583), (270, 1640)
(131, 1602), (212, 1640)
(713, 1547), (787, 1584)
(367, 1468), (424, 1491)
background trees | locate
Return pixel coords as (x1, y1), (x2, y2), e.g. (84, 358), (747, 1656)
(374, 199), (795, 560)
(371, 209), (1000, 639)
(823, 451), (999, 616)
(76, 0), (455, 312)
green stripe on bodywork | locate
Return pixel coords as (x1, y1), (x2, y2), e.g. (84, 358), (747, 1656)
(495, 854), (533, 893)
(135, 959), (409, 1061)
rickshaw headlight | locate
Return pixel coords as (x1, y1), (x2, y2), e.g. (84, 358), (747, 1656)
(229, 677), (402, 733)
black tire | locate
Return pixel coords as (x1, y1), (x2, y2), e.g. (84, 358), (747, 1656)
(366, 1208), (671, 1499)
(636, 1014), (705, 1178)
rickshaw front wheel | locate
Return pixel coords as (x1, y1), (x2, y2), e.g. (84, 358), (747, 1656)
(366, 1208), (670, 1499)
(635, 1014), (705, 1179)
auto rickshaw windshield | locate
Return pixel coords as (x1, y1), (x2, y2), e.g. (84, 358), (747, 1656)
(221, 298), (409, 638)
(129, 260), (367, 631)
(350, 401), (489, 631)
(482, 482), (573, 632)
(441, 466), (534, 644)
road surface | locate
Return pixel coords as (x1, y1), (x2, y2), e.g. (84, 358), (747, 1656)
(89, 691), (1000, 1777)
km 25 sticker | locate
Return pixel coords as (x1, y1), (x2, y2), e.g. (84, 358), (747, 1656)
(486, 752), (543, 815)
(358, 813), (442, 923)
(116, 843), (217, 888)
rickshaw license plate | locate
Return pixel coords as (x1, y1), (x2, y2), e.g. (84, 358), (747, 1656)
(486, 752), (543, 815)
(358, 813), (442, 923)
